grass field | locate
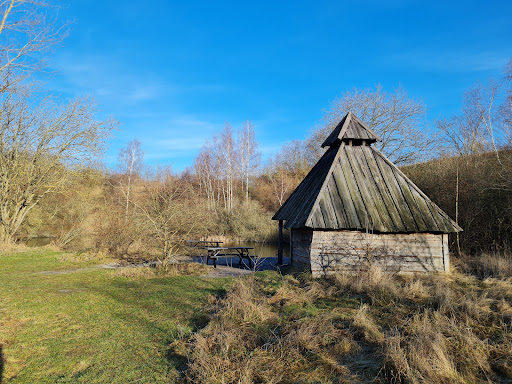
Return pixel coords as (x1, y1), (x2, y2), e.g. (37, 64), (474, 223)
(3, 249), (512, 383)
(0, 249), (230, 383)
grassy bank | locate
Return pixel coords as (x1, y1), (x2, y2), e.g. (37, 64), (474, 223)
(0, 249), (230, 383)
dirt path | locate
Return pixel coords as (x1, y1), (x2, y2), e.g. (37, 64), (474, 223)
(196, 256), (290, 278)
(37, 257), (290, 278)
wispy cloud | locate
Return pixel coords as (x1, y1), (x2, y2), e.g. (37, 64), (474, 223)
(128, 85), (162, 101)
(50, 52), (227, 104)
(50, 53), (167, 103)
(385, 50), (509, 73)
(127, 116), (225, 160)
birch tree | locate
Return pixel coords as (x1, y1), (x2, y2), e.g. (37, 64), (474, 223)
(465, 80), (504, 162)
(194, 147), (217, 209)
(265, 156), (291, 207)
(437, 109), (489, 157)
(238, 119), (260, 203)
(437, 64), (512, 252)
(117, 138), (143, 220)
(220, 123), (238, 211)
(439, 60), (512, 160)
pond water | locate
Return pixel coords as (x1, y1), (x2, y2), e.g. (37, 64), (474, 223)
(222, 241), (290, 258)
(18, 237), (54, 247)
(18, 236), (291, 259)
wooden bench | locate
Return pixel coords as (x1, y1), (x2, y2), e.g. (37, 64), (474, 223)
(186, 240), (223, 248)
(204, 247), (255, 268)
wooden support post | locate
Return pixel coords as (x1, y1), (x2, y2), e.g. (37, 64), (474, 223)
(278, 220), (283, 265)
(289, 229), (293, 265)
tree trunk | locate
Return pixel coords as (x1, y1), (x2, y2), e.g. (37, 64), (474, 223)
(455, 162), (461, 256)
(0, 223), (11, 244)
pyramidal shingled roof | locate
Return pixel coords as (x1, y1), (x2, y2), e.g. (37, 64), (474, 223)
(321, 111), (382, 147)
(273, 113), (461, 233)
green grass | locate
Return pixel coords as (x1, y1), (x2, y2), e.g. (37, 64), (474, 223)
(0, 249), (230, 383)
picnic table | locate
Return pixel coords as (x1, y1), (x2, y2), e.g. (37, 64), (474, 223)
(186, 240), (223, 248)
(204, 246), (255, 268)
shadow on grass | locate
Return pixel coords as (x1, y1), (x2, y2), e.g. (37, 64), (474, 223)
(84, 278), (228, 375)
(1, 344), (4, 384)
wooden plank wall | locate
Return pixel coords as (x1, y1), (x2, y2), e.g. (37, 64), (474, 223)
(291, 229), (449, 277)
(290, 229), (313, 267)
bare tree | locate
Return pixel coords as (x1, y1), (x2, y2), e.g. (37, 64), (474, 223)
(134, 167), (196, 261)
(0, 87), (115, 243)
(117, 138), (144, 220)
(307, 84), (432, 165)
(437, 66), (512, 254)
(499, 58), (512, 146)
(437, 110), (489, 157)
(221, 123), (239, 211)
(262, 142), (309, 209)
(0, 1), (115, 245)
(465, 80), (504, 162)
(238, 119), (260, 203)
(439, 76), (511, 160)
(280, 140), (311, 179)
(265, 155), (292, 207)
(195, 121), (261, 211)
(194, 147), (217, 210)
(0, 0), (68, 74)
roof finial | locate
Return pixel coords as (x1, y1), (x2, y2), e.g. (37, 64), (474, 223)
(321, 112), (382, 148)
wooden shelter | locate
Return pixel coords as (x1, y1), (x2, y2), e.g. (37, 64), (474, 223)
(273, 112), (462, 276)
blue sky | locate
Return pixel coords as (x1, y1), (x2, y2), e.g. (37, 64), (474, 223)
(48, 0), (512, 171)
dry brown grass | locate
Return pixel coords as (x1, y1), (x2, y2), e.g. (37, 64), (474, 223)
(334, 264), (400, 304)
(458, 251), (512, 278)
(184, 276), (363, 384)
(0, 242), (29, 254)
(352, 304), (384, 344)
(185, 277), (276, 383)
(382, 311), (491, 384)
(269, 278), (328, 307)
(56, 250), (116, 264)
(181, 265), (512, 383)
(112, 262), (210, 279)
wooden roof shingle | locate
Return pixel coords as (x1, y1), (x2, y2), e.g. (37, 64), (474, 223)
(272, 113), (462, 233)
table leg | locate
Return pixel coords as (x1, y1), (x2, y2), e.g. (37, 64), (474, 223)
(246, 249), (252, 268)
(207, 250), (217, 269)
(213, 250), (221, 268)
(238, 249), (246, 268)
